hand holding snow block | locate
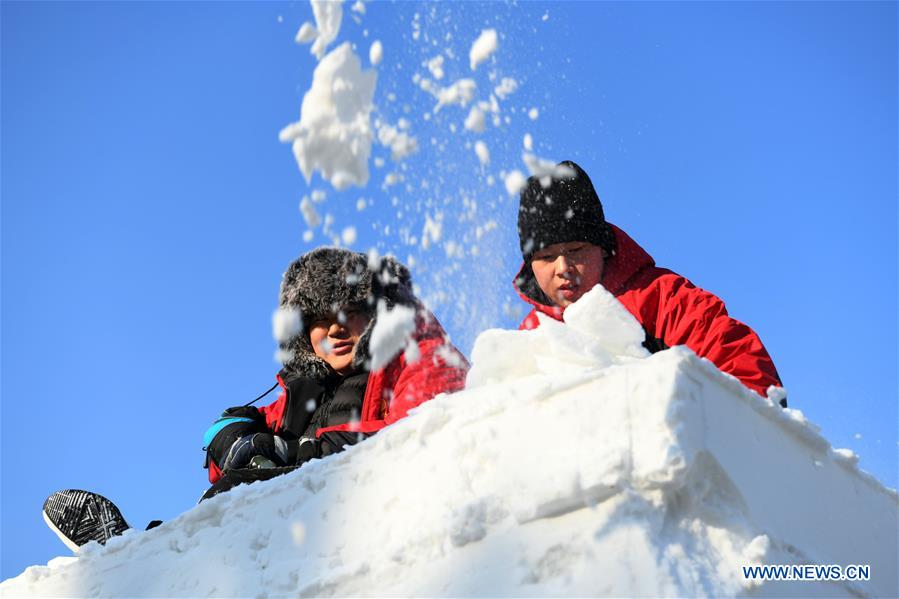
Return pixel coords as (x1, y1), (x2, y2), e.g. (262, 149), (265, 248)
(563, 284), (649, 359)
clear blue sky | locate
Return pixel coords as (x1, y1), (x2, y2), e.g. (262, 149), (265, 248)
(2, 1), (896, 580)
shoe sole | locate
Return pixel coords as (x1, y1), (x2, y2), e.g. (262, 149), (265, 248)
(42, 489), (130, 551)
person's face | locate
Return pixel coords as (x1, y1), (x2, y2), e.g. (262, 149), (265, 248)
(531, 241), (605, 307)
(309, 306), (371, 375)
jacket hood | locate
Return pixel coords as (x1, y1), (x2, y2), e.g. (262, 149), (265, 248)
(278, 248), (419, 382)
(512, 224), (656, 319)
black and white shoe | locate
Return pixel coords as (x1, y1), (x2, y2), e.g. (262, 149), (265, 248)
(42, 489), (131, 551)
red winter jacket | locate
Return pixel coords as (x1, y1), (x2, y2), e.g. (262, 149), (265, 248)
(514, 224), (782, 398)
(259, 310), (469, 438)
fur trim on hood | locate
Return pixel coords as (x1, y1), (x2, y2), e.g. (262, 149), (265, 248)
(277, 247), (418, 381)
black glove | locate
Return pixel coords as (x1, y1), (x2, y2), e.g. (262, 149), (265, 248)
(203, 406), (269, 473)
(220, 433), (292, 471)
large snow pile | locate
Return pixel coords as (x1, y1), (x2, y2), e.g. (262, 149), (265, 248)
(3, 286), (896, 597)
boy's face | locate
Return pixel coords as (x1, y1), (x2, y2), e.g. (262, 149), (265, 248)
(309, 306), (371, 375)
(531, 241), (605, 307)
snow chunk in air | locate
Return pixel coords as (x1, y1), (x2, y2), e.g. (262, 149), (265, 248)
(469, 29), (498, 70)
(272, 307), (303, 342)
(280, 43), (377, 191)
(504, 170), (526, 196)
(474, 141), (489, 165)
(464, 106), (486, 133)
(295, 22), (317, 44)
(494, 77), (518, 99)
(418, 77), (477, 112)
(369, 40), (383, 66)
(426, 55), (445, 80)
(377, 122), (418, 161)
(369, 303), (417, 371)
(309, 0), (343, 60)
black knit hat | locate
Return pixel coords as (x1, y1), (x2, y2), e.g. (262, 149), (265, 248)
(517, 160), (616, 261)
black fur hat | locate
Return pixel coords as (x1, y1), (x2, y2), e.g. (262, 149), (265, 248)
(277, 247), (417, 380)
(517, 160), (616, 262)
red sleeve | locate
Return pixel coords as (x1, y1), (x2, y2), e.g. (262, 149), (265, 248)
(256, 375), (288, 432)
(632, 272), (782, 397)
(317, 337), (469, 437)
(519, 309), (540, 330)
(383, 337), (469, 426)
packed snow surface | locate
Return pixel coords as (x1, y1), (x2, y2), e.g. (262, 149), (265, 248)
(5, 286), (896, 597)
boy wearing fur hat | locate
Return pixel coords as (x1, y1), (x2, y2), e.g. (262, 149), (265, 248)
(514, 160), (783, 401)
(42, 249), (468, 550)
(201, 248), (469, 498)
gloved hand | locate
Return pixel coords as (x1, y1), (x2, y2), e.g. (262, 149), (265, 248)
(204, 406), (268, 477)
(221, 433), (291, 471)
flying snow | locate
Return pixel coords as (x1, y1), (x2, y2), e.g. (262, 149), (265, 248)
(474, 141), (489, 165)
(426, 55), (445, 80)
(368, 303), (417, 370)
(369, 40), (383, 66)
(272, 307), (303, 342)
(295, 22), (317, 44)
(299, 196), (321, 228)
(377, 123), (418, 161)
(504, 170), (527, 196)
(417, 77), (478, 111)
(493, 77), (518, 99)
(464, 106), (486, 133)
(341, 226), (357, 245)
(469, 29), (498, 70)
(279, 43), (377, 190)
(309, 0), (343, 60)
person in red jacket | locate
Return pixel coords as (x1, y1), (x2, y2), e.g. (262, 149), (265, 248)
(514, 160), (783, 402)
(42, 249), (469, 551)
(202, 247), (469, 498)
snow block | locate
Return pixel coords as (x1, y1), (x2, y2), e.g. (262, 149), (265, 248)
(3, 288), (896, 597)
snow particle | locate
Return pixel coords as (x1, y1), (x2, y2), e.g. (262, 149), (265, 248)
(295, 22), (317, 44)
(493, 77), (518, 99)
(464, 106), (486, 133)
(474, 141), (490, 165)
(427, 55), (445, 80)
(309, 0), (343, 60)
(523, 133), (533, 151)
(504, 170), (527, 196)
(300, 197), (321, 228)
(469, 29), (498, 70)
(369, 303), (417, 371)
(272, 307), (303, 342)
(369, 40), (383, 66)
(528, 107), (539, 120)
(342, 226), (358, 246)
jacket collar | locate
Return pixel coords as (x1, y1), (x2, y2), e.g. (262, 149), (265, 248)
(512, 223), (656, 320)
